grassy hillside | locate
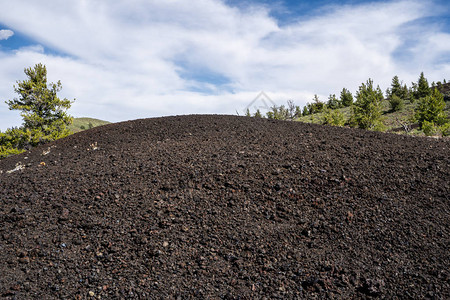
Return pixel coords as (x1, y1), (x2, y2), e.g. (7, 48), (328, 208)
(297, 94), (450, 136)
(68, 117), (110, 133)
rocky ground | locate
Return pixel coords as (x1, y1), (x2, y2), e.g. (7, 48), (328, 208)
(0, 115), (449, 299)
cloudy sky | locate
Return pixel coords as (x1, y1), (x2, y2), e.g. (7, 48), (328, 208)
(0, 0), (449, 130)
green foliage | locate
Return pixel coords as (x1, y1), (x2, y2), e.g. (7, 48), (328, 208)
(415, 72), (431, 100)
(386, 76), (408, 99)
(295, 106), (302, 118)
(266, 100), (301, 120)
(266, 105), (289, 120)
(351, 79), (384, 130)
(0, 146), (25, 159)
(439, 123), (450, 136)
(304, 95), (325, 115)
(327, 94), (341, 109)
(408, 84), (417, 103)
(340, 88), (353, 107)
(1, 63), (74, 159)
(0, 128), (28, 158)
(312, 95), (324, 112)
(422, 120), (439, 136)
(6, 63), (73, 138)
(322, 107), (346, 126)
(301, 106), (308, 116)
(415, 88), (447, 128)
(389, 95), (404, 112)
(245, 108), (251, 117)
(254, 109), (263, 118)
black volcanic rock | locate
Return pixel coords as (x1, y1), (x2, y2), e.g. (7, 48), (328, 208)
(0, 115), (449, 299)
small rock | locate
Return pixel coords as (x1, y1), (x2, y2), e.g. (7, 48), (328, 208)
(163, 241), (169, 247)
(88, 291), (95, 297)
(18, 256), (30, 264)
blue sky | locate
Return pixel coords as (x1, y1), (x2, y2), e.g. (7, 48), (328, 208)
(0, 0), (449, 130)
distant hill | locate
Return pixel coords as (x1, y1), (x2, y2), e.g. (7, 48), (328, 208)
(68, 117), (110, 133)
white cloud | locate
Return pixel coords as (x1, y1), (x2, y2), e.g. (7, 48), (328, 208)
(0, 0), (449, 131)
(0, 29), (14, 40)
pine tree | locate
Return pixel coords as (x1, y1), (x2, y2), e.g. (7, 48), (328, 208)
(386, 76), (407, 111)
(327, 94), (341, 109)
(389, 95), (404, 112)
(415, 88), (447, 129)
(310, 94), (324, 113)
(351, 79), (384, 130)
(6, 63), (73, 143)
(302, 105), (309, 116)
(386, 75), (408, 99)
(415, 72), (430, 99)
(340, 88), (353, 107)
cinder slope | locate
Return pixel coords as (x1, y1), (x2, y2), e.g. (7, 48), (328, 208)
(1, 115), (449, 299)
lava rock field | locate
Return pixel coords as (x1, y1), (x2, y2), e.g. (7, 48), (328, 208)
(0, 115), (449, 299)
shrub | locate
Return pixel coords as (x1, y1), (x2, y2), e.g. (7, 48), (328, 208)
(322, 108), (346, 126)
(422, 120), (438, 136)
(440, 123), (450, 136)
(389, 95), (404, 112)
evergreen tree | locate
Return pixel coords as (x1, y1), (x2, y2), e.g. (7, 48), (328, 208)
(415, 72), (430, 99)
(2, 64), (74, 158)
(327, 94), (341, 109)
(302, 105), (309, 116)
(6, 63), (73, 142)
(310, 94), (324, 113)
(254, 109), (262, 118)
(415, 88), (447, 129)
(340, 88), (353, 107)
(351, 79), (384, 130)
(386, 76), (408, 111)
(386, 75), (408, 100)
(389, 95), (404, 112)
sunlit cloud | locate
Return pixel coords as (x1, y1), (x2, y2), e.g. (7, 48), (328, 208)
(0, 29), (14, 41)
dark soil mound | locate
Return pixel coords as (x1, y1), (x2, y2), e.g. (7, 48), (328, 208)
(1, 115), (449, 299)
